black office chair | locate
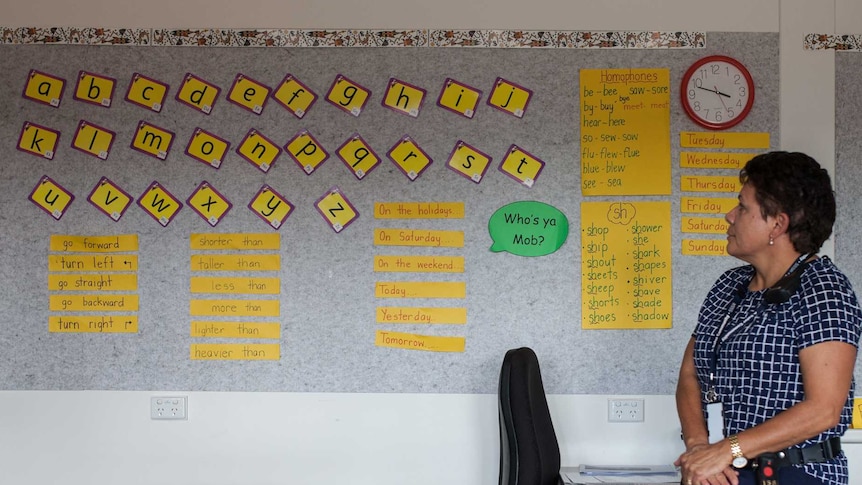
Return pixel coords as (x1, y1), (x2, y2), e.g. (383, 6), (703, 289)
(498, 347), (564, 485)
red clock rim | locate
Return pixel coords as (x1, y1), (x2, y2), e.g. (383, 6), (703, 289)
(680, 54), (755, 130)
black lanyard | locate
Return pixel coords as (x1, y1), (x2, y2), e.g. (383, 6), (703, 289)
(705, 253), (811, 403)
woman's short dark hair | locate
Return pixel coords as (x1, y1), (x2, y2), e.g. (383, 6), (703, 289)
(739, 151), (835, 253)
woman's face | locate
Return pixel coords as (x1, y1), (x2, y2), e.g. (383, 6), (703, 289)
(725, 182), (777, 262)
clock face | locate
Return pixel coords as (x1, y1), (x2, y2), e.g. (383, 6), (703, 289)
(681, 55), (754, 130)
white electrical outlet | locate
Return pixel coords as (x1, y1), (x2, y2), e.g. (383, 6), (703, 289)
(150, 396), (188, 420)
(607, 398), (644, 422)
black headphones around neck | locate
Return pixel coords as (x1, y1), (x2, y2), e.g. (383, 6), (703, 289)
(763, 259), (811, 304)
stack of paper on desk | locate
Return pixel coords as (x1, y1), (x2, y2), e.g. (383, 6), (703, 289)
(560, 464), (680, 484)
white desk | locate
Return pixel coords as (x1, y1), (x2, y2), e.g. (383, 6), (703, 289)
(561, 466), (680, 484)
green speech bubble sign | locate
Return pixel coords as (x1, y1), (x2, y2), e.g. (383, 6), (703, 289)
(489, 201), (569, 257)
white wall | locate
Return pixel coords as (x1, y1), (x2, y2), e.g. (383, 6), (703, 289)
(3, 1), (862, 484)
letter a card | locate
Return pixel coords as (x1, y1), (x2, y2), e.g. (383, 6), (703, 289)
(88, 177), (133, 221)
(23, 70), (66, 108)
(137, 181), (182, 227)
(315, 186), (359, 233)
(29, 175), (74, 220)
(248, 184), (295, 229)
(187, 181), (232, 227)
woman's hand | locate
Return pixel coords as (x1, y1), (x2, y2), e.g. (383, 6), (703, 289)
(675, 441), (739, 485)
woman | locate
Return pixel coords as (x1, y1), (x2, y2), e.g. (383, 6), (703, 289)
(675, 151), (862, 485)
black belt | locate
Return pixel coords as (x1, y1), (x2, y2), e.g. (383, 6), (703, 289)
(746, 437), (842, 469)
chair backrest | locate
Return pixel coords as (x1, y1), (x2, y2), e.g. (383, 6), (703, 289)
(498, 347), (563, 485)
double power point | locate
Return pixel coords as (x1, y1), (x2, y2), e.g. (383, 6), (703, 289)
(607, 398), (645, 422)
(150, 396), (188, 420)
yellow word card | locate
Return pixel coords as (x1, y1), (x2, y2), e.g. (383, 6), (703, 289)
(49, 273), (137, 291)
(137, 181), (182, 227)
(387, 136), (433, 181)
(74, 70), (115, 107)
(680, 132), (769, 149)
(29, 176), (74, 220)
(382, 78), (426, 117)
(176, 72), (220, 114)
(375, 281), (466, 299)
(227, 73), (271, 115)
(131, 120), (174, 160)
(237, 128), (281, 173)
(337, 134), (380, 179)
(487, 77), (532, 118)
(437, 78), (481, 118)
(18, 122), (60, 159)
(679, 151), (755, 169)
(681, 197), (737, 215)
(190, 277), (280, 294)
(326, 74), (370, 117)
(681, 239), (728, 256)
(48, 254), (139, 272)
(191, 321), (281, 339)
(191, 255), (280, 272)
(680, 176), (741, 193)
(377, 307), (467, 324)
(682, 216), (728, 235)
(374, 202), (464, 219)
(50, 315), (138, 333)
(273, 74), (317, 118)
(23, 69), (65, 107)
(125, 72), (169, 112)
(374, 228), (464, 247)
(50, 234), (138, 252)
(375, 330), (466, 353)
(581, 201), (672, 329)
(374, 255), (464, 273)
(446, 140), (492, 183)
(191, 233), (280, 250)
(50, 294), (139, 312)
(285, 130), (329, 175)
(187, 181), (232, 227)
(499, 144), (545, 187)
(191, 344), (280, 360)
(580, 68), (671, 196)
(87, 177), (133, 221)
(315, 186), (359, 233)
(185, 128), (231, 169)
(72, 120), (115, 160)
(248, 185), (295, 229)
(853, 398), (862, 428)
(190, 299), (279, 317)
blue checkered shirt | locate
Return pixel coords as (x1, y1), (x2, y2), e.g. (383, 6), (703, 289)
(693, 256), (862, 485)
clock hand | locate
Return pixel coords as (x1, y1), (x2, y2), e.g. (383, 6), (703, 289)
(695, 85), (732, 98)
(715, 86), (730, 111)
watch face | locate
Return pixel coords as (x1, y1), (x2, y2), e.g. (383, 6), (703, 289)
(732, 456), (748, 469)
(681, 55), (754, 130)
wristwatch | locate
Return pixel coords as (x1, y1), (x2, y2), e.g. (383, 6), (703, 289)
(729, 434), (748, 468)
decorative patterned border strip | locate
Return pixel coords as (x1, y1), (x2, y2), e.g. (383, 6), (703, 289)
(0, 27), (705, 48)
(805, 33), (862, 51)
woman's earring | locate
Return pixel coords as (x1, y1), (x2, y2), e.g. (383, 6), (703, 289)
(769, 236), (774, 246)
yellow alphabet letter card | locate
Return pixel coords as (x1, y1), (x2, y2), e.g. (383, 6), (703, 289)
(382, 78), (426, 118)
(17, 121), (60, 159)
(71, 120), (116, 160)
(326, 74), (371, 117)
(487, 77), (533, 118)
(273, 74), (318, 119)
(498, 144), (545, 188)
(29, 175), (74, 220)
(137, 181), (182, 227)
(87, 176), (133, 222)
(236, 128), (281, 173)
(285, 129), (329, 175)
(175, 72), (220, 115)
(131, 120), (175, 160)
(248, 184), (295, 230)
(336, 133), (381, 180)
(315, 186), (359, 233)
(125, 72), (169, 113)
(187, 181), (232, 227)
(446, 140), (492, 184)
(23, 69), (66, 108)
(185, 127), (231, 169)
(74, 70), (116, 108)
(437, 78), (481, 119)
(387, 135), (433, 181)
(227, 73), (271, 115)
